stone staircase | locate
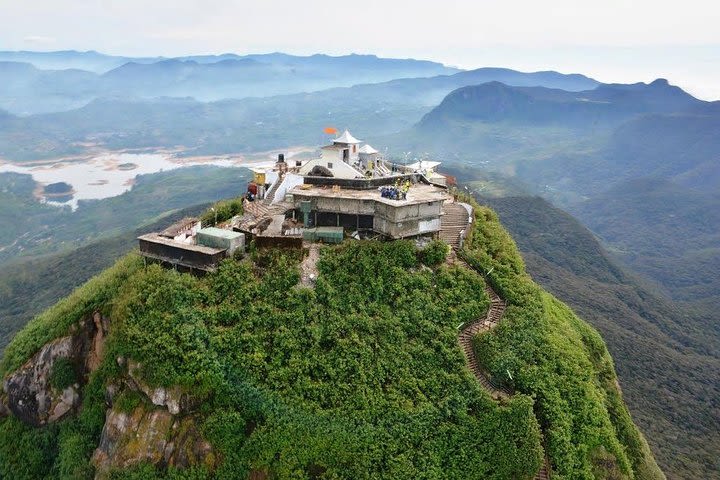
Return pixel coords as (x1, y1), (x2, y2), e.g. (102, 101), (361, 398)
(457, 272), (512, 401)
(449, 202), (552, 479)
(440, 202), (470, 249)
(536, 460), (551, 480)
(263, 174), (284, 205)
(243, 199), (270, 219)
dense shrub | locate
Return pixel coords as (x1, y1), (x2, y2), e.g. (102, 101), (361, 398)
(113, 389), (143, 413)
(462, 198), (664, 480)
(0, 206), (662, 479)
(0, 417), (58, 480)
(109, 463), (211, 480)
(103, 240), (542, 478)
(419, 239), (450, 266)
(0, 254), (143, 376)
(49, 357), (77, 391)
(200, 198), (243, 227)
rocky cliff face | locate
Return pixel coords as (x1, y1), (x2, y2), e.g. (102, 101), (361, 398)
(92, 403), (213, 478)
(125, 359), (198, 415)
(1, 312), (213, 478)
(1, 313), (107, 426)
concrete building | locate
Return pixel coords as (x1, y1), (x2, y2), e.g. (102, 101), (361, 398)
(239, 130), (453, 241)
(137, 233), (228, 273)
(292, 182), (447, 238)
(138, 130), (452, 269)
(137, 217), (245, 273)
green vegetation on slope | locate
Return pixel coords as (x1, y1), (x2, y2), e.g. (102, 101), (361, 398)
(0, 203), (214, 352)
(0, 254), (143, 377)
(460, 199), (664, 480)
(0, 240), (544, 479)
(572, 178), (720, 311)
(0, 202), (662, 479)
(482, 195), (720, 480)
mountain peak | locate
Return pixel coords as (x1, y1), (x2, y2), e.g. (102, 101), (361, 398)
(650, 78), (670, 87)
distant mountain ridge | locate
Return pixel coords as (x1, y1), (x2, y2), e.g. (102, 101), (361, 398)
(0, 66), (602, 160)
(418, 79), (701, 128)
(0, 50), (601, 115)
(0, 50), (459, 74)
(0, 50), (461, 114)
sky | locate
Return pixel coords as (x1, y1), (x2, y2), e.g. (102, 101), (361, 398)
(3, 0), (720, 99)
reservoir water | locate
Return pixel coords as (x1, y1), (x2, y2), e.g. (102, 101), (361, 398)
(0, 152), (275, 209)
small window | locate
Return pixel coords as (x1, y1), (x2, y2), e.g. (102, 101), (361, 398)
(327, 162), (333, 169)
(295, 160), (302, 167)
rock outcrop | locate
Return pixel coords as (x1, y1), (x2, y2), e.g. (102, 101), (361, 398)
(2, 313), (108, 426)
(92, 404), (213, 479)
(125, 360), (197, 415)
(2, 309), (210, 478)
(89, 358), (209, 477)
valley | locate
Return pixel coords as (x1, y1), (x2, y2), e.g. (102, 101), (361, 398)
(0, 165), (252, 265)
(0, 48), (718, 479)
(0, 148), (309, 208)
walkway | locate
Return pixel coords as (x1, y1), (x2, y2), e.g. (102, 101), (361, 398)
(440, 202), (551, 480)
(439, 201), (471, 249)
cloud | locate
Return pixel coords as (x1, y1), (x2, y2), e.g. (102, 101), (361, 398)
(23, 35), (57, 45)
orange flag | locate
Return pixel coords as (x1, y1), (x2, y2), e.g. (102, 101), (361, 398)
(324, 127), (338, 135)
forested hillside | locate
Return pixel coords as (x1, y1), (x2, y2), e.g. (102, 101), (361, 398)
(403, 80), (720, 279)
(0, 200), (661, 479)
(481, 195), (720, 479)
(0, 203), (211, 351)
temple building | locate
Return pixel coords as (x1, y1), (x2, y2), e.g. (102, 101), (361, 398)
(239, 130), (456, 241)
(137, 130), (464, 271)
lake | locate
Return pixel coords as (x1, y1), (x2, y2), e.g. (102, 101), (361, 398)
(0, 152), (281, 209)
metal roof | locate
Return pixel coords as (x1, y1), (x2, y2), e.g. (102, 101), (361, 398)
(406, 161), (441, 171)
(197, 227), (243, 239)
(160, 217), (199, 238)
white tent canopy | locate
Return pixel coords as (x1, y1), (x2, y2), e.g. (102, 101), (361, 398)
(406, 160), (441, 171)
(333, 129), (361, 144)
(359, 144), (378, 154)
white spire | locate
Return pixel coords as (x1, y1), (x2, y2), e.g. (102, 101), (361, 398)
(334, 129), (361, 144)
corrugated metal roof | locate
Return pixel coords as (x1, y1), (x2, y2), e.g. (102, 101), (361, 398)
(197, 227), (243, 239)
(160, 217), (199, 237)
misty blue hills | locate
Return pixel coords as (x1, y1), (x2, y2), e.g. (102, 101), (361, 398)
(1, 49), (720, 479)
(0, 50), (460, 74)
(0, 49), (601, 114)
(0, 50), (460, 114)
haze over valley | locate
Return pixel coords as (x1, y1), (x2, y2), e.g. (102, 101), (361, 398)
(0, 1), (718, 478)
